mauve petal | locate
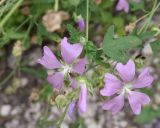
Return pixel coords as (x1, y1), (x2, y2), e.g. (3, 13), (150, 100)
(128, 91), (150, 115)
(78, 84), (87, 115)
(67, 100), (76, 120)
(47, 72), (64, 90)
(37, 46), (61, 69)
(116, 59), (135, 83)
(100, 73), (122, 96)
(116, 0), (129, 13)
(77, 18), (85, 32)
(69, 76), (77, 89)
(72, 59), (88, 75)
(133, 68), (154, 89)
(102, 94), (124, 115)
(61, 37), (83, 64)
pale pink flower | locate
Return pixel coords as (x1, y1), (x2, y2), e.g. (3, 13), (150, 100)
(67, 84), (87, 119)
(100, 59), (154, 115)
(116, 0), (141, 13)
(76, 17), (85, 32)
(116, 0), (129, 13)
(37, 37), (88, 90)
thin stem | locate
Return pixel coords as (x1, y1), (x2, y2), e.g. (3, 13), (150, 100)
(0, 56), (21, 88)
(86, 0), (89, 42)
(0, 0), (23, 29)
(54, 0), (59, 11)
(0, 67), (17, 87)
(138, 0), (160, 34)
(56, 104), (69, 128)
(22, 16), (34, 47)
(84, 64), (98, 74)
(143, 0), (159, 32)
(135, 13), (149, 24)
(15, 17), (30, 32)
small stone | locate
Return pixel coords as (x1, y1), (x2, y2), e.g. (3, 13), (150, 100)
(119, 121), (128, 127)
(5, 119), (19, 128)
(0, 105), (12, 116)
(142, 43), (153, 56)
(29, 88), (40, 101)
(153, 58), (159, 64)
(61, 123), (69, 128)
(11, 106), (22, 116)
(21, 77), (28, 87)
(154, 94), (160, 104)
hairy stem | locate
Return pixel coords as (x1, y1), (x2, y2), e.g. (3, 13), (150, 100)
(54, 0), (59, 11)
(0, 0), (23, 29)
(138, 0), (160, 34)
(0, 56), (21, 88)
(86, 0), (89, 42)
(56, 104), (69, 128)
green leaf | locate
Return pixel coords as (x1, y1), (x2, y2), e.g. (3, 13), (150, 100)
(102, 26), (142, 63)
(66, 24), (84, 43)
(85, 41), (110, 68)
(0, 36), (10, 48)
(138, 31), (156, 41)
(69, 0), (80, 6)
(85, 41), (97, 59)
(150, 40), (160, 55)
(0, 30), (25, 48)
(4, 30), (25, 39)
(135, 106), (160, 124)
(37, 23), (61, 44)
(20, 67), (47, 78)
(30, 0), (53, 16)
(76, 1), (87, 19)
(129, 0), (144, 11)
(39, 84), (53, 101)
(71, 118), (86, 128)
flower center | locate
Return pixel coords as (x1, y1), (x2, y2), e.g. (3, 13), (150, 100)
(121, 84), (132, 95)
(61, 64), (72, 75)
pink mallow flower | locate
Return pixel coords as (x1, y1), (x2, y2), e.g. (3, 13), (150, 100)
(116, 0), (129, 13)
(100, 59), (154, 115)
(76, 17), (85, 32)
(67, 83), (87, 119)
(78, 83), (87, 114)
(116, 0), (141, 13)
(37, 37), (88, 91)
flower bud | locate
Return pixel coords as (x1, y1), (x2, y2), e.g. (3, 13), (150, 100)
(79, 36), (86, 45)
(76, 16), (85, 32)
(12, 40), (23, 57)
(78, 84), (87, 115)
(55, 95), (67, 108)
(125, 23), (136, 34)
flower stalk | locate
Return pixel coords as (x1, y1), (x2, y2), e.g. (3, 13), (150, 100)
(0, 0), (23, 29)
(138, 0), (160, 34)
(86, 0), (89, 42)
(54, 0), (59, 12)
(57, 103), (70, 128)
